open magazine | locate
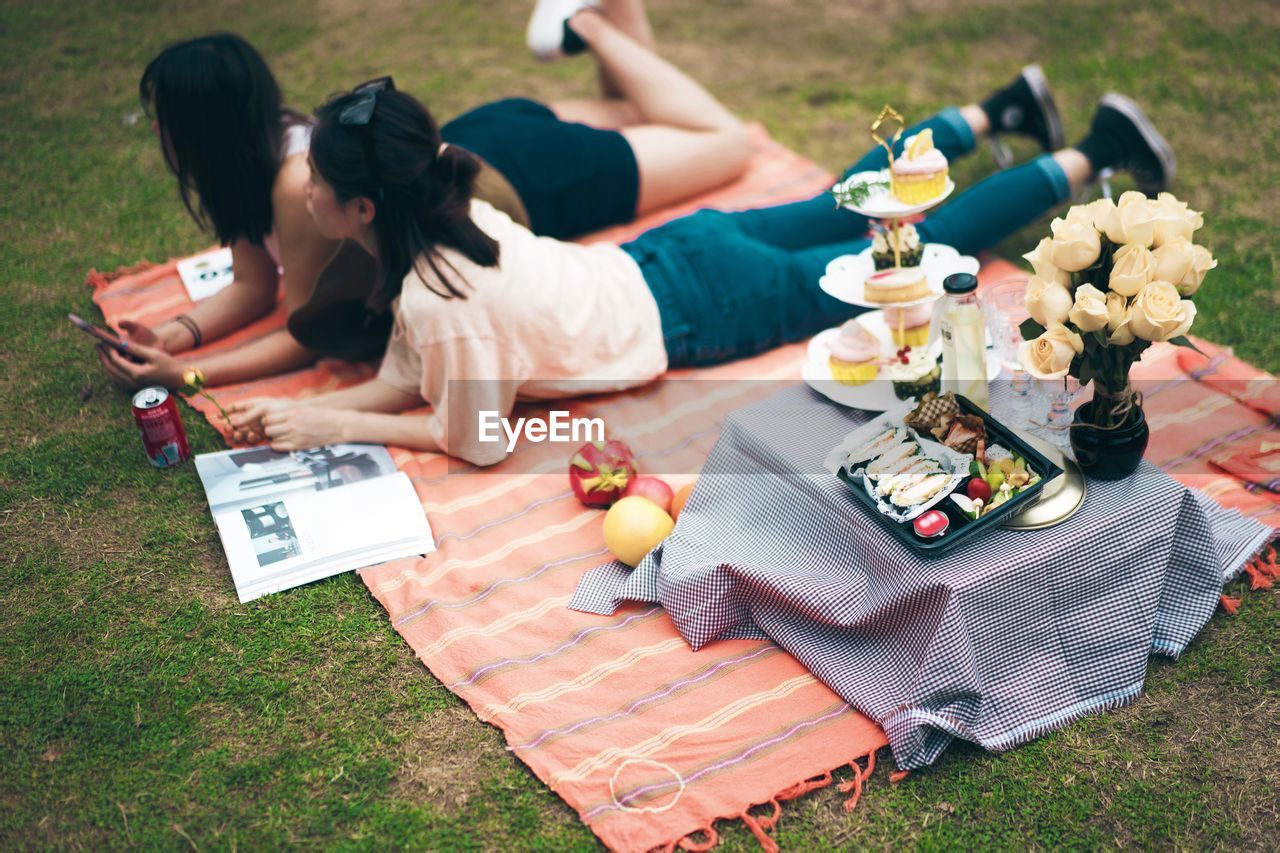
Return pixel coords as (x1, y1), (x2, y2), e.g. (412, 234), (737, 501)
(195, 444), (434, 603)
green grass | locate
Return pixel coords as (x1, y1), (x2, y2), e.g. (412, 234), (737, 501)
(2, 0), (1277, 847)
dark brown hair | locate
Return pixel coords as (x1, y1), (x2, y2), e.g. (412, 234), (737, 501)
(140, 32), (301, 245)
(311, 88), (499, 307)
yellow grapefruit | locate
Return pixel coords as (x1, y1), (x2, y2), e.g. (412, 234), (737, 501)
(603, 496), (675, 567)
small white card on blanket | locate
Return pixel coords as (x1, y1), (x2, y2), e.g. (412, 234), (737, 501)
(177, 248), (234, 301)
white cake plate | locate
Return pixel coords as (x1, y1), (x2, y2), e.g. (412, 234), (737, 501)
(832, 169), (955, 219)
(803, 319), (1000, 412)
(819, 244), (980, 309)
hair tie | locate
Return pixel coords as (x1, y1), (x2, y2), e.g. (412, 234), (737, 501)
(430, 149), (454, 181)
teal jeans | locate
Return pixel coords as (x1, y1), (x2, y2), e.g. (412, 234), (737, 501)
(621, 107), (1071, 367)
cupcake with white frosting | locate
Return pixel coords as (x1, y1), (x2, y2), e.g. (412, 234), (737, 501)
(872, 222), (923, 269)
(888, 346), (941, 401)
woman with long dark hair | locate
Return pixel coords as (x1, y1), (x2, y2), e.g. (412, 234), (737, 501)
(228, 64), (1174, 466)
(99, 0), (754, 389)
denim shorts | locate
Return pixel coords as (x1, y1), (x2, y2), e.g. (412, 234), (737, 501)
(441, 98), (640, 241)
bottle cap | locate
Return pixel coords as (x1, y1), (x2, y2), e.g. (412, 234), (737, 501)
(943, 273), (978, 294)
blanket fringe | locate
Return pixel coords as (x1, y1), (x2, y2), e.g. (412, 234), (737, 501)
(667, 749), (887, 852)
(85, 260), (158, 290)
(835, 750), (877, 812)
(1222, 539), (1280, 612)
(738, 800), (782, 853)
(665, 824), (718, 852)
(1243, 562), (1274, 590)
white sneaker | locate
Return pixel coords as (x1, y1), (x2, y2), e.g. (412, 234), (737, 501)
(526, 0), (598, 61)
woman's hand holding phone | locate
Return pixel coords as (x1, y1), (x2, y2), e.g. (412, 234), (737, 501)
(78, 315), (186, 390)
(115, 319), (164, 350)
(96, 333), (186, 390)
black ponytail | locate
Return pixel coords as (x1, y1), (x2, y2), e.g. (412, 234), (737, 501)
(311, 87), (499, 307)
(140, 32), (300, 246)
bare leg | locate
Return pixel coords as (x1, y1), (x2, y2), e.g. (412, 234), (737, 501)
(548, 96), (642, 129)
(594, 0), (655, 97)
(549, 0), (657, 124)
(959, 104), (992, 139)
(599, 0), (655, 47)
(1052, 148), (1092, 191)
(556, 9), (750, 213)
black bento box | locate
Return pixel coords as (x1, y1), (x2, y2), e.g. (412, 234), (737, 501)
(835, 395), (1064, 555)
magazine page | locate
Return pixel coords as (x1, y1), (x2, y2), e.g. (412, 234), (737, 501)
(195, 443), (400, 515)
(212, 471), (433, 603)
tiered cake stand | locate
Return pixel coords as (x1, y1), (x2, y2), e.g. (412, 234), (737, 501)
(804, 170), (996, 411)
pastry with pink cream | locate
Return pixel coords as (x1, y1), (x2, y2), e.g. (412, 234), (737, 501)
(882, 302), (933, 347)
(827, 319), (881, 386)
(891, 129), (949, 204)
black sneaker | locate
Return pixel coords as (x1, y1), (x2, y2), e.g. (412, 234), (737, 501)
(1088, 94), (1176, 195)
(983, 65), (1065, 165)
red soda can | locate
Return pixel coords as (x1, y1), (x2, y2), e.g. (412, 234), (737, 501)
(131, 386), (190, 468)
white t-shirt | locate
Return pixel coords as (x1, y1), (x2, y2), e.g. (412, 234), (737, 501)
(378, 199), (668, 465)
(262, 123), (313, 268)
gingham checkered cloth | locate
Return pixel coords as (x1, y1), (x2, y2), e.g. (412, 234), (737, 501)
(570, 384), (1273, 769)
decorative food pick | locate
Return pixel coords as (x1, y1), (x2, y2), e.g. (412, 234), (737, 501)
(870, 105), (907, 268)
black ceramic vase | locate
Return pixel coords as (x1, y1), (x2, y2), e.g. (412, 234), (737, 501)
(1070, 395), (1149, 480)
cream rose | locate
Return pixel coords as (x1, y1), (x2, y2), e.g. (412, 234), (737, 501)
(1151, 192), (1204, 247)
(1021, 236), (1071, 287)
(1025, 274), (1074, 326)
(1150, 237), (1194, 285)
(1048, 208), (1101, 272)
(1104, 191), (1157, 247)
(1068, 283), (1110, 333)
(1019, 323), (1084, 380)
(1177, 244), (1217, 296)
(1129, 280), (1197, 342)
(1082, 197), (1118, 235)
(1108, 243), (1154, 297)
(1105, 292), (1134, 345)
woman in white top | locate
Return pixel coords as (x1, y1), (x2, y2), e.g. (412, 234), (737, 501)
(100, 3), (751, 390)
(229, 64), (1175, 466)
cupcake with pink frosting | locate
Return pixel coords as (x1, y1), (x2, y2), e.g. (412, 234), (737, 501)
(891, 129), (949, 204)
(882, 302), (933, 347)
(827, 319), (881, 386)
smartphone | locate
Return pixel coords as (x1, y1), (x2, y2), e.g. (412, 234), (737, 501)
(68, 313), (133, 356)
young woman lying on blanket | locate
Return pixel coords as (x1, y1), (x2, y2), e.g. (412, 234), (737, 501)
(98, 0), (753, 389)
(228, 56), (1175, 467)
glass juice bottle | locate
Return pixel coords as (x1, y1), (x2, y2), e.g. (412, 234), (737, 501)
(937, 273), (989, 410)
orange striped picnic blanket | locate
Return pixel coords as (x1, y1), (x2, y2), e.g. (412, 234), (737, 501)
(88, 126), (1278, 850)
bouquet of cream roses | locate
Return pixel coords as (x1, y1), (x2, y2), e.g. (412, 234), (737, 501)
(1018, 191), (1216, 427)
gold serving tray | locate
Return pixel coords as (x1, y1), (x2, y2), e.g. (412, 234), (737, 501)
(1003, 430), (1086, 530)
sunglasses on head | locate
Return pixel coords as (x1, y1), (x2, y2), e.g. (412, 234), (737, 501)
(338, 76), (395, 126)
(337, 76), (395, 199)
